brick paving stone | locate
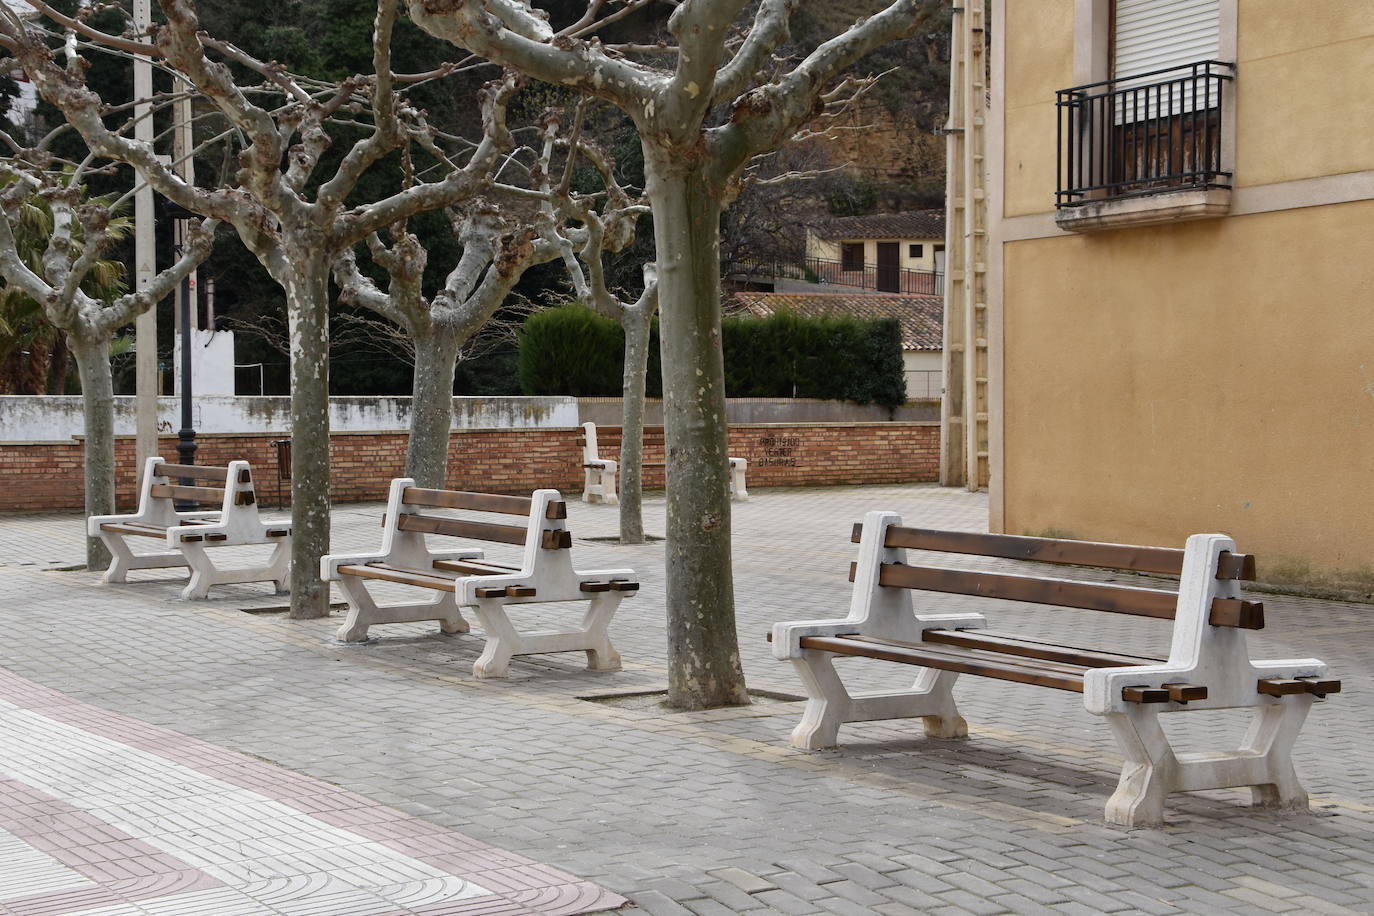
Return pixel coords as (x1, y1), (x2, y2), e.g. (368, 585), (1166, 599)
(0, 484), (1369, 916)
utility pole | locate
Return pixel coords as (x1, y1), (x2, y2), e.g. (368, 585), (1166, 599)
(133, 0), (157, 485)
(940, 0), (990, 490)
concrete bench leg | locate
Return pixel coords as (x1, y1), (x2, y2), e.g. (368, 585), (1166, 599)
(334, 577), (467, 643)
(1103, 699), (1313, 828)
(178, 541), (292, 600)
(468, 595), (625, 679)
(98, 533), (185, 584)
(578, 593), (623, 672)
(469, 599), (523, 679)
(729, 458), (749, 501)
(788, 651), (967, 750)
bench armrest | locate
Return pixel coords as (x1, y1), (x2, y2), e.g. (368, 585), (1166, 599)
(166, 523), (228, 545)
(321, 552), (390, 580)
(1083, 656), (1330, 715)
(584, 459), (616, 471)
(429, 549), (486, 563)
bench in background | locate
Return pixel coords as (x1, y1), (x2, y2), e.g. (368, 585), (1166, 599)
(88, 457), (291, 599)
(579, 421), (748, 504)
(771, 510), (1339, 827)
(322, 479), (637, 678)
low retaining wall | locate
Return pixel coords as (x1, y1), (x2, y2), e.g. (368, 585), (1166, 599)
(0, 422), (939, 512)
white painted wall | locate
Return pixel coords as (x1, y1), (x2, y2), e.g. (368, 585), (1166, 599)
(0, 396), (580, 442)
(903, 350), (944, 400)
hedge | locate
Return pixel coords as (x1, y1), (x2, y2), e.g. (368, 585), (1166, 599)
(517, 305), (907, 407)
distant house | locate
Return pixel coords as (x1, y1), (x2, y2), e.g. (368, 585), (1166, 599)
(804, 210), (945, 294)
(732, 292), (943, 400)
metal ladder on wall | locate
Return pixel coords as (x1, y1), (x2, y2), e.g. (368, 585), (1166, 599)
(941, 0), (990, 491)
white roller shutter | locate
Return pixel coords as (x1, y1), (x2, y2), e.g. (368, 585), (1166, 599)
(1114, 0), (1220, 80)
(1113, 0), (1220, 120)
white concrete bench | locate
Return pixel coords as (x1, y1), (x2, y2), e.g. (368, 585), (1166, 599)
(322, 479), (637, 678)
(770, 511), (1340, 827)
(88, 457), (291, 599)
(579, 420), (747, 503)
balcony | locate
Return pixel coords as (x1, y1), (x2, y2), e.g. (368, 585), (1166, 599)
(1055, 61), (1235, 232)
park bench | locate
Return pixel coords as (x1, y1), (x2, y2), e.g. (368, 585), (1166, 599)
(88, 456), (291, 599)
(770, 510), (1340, 827)
(321, 478), (637, 678)
(579, 420), (748, 504)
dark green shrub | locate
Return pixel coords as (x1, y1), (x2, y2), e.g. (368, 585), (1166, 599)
(518, 305), (906, 407)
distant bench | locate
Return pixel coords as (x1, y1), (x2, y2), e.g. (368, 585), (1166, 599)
(88, 457), (291, 599)
(322, 479), (637, 678)
(579, 420), (748, 504)
(770, 510), (1339, 827)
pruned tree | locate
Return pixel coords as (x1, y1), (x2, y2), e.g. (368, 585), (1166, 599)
(333, 199), (559, 488)
(3, 0), (523, 617)
(407, 0), (937, 709)
(545, 121), (658, 544)
(0, 165), (214, 569)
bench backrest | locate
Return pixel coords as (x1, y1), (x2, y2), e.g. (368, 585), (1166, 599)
(378, 478), (572, 574)
(849, 521), (1262, 629)
(135, 456), (261, 525)
(579, 421), (668, 459)
(847, 511), (1266, 687)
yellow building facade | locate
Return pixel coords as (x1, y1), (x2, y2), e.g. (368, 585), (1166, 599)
(989, 1), (1374, 588)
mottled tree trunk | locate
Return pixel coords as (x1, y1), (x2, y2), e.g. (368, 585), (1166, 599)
(645, 153), (749, 710)
(284, 255), (333, 619)
(46, 333), (70, 394)
(618, 306), (653, 544)
(70, 334), (114, 571)
(405, 327), (461, 489)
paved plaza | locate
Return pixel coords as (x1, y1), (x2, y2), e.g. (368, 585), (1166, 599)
(0, 484), (1370, 915)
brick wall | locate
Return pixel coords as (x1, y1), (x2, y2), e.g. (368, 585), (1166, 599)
(0, 422), (939, 512)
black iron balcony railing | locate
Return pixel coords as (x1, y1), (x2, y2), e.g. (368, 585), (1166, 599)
(1056, 60), (1235, 208)
(726, 256), (944, 295)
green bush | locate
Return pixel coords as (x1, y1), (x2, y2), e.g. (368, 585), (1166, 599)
(518, 305), (906, 407)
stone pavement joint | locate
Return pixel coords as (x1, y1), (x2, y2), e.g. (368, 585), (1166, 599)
(0, 484), (1370, 914)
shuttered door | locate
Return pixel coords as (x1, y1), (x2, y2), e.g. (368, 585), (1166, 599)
(1113, 0), (1219, 120)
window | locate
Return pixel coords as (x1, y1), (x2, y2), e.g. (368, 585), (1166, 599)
(1057, 0), (1236, 228)
(840, 243), (864, 272)
(909, 244), (923, 259)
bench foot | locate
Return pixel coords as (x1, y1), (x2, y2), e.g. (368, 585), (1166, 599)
(335, 577), (467, 643)
(789, 651), (966, 750)
(1103, 699), (1313, 827)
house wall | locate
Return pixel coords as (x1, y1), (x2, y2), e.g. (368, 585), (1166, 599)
(991, 0), (1374, 587)
(805, 234), (943, 273)
(902, 351), (943, 401)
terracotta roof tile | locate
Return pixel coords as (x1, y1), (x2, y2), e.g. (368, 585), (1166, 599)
(813, 209), (945, 241)
(730, 292), (944, 351)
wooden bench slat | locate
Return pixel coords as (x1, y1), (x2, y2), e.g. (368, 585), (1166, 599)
(432, 558), (520, 576)
(853, 525), (1258, 581)
(149, 484), (225, 504)
(402, 487), (533, 516)
(1208, 597), (1265, 629)
(397, 512), (528, 545)
(99, 522), (171, 538)
(337, 563), (459, 591)
(158, 464), (230, 481)
(799, 634), (1088, 692)
(922, 629), (1162, 668)
(852, 562), (1181, 619)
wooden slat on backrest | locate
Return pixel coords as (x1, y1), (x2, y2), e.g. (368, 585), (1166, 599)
(158, 464), (230, 482)
(853, 524), (1256, 581)
(849, 561), (1180, 619)
(402, 487), (537, 516)
(397, 512), (528, 545)
(149, 484), (225, 504)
